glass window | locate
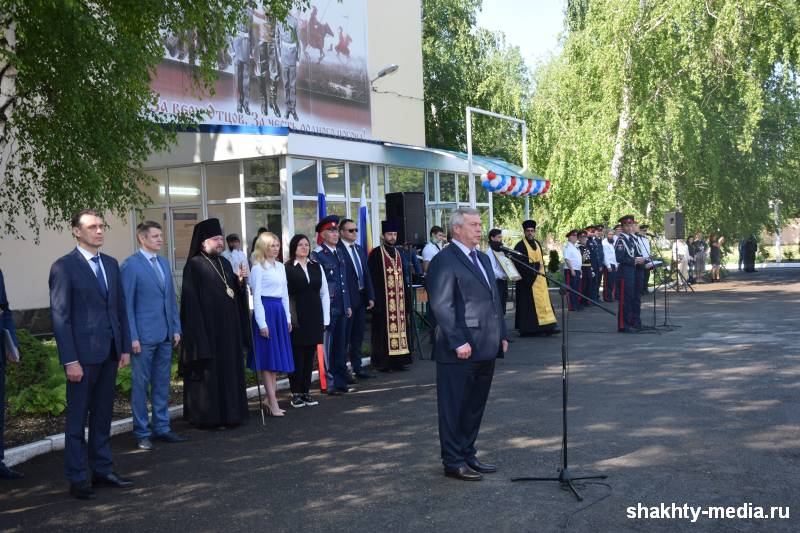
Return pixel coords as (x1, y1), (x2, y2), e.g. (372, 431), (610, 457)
(141, 169), (167, 205)
(171, 207), (202, 271)
(378, 202), (386, 224)
(377, 166), (386, 200)
(440, 172), (456, 202)
(326, 201), (347, 219)
(167, 166), (202, 204)
(292, 200), (318, 241)
(427, 171), (436, 203)
(135, 208), (170, 260)
(322, 161), (346, 197)
(349, 163), (370, 200)
(245, 201), (282, 248)
(207, 203), (243, 244)
(206, 162), (241, 202)
(292, 158), (317, 196)
(388, 167), (424, 193)
(476, 175), (489, 204)
(245, 158), (280, 197)
(457, 174), (470, 203)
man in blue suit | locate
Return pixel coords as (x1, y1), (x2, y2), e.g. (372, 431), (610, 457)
(121, 221), (186, 451)
(337, 218), (374, 381)
(1, 268), (23, 479)
(313, 215), (352, 395)
(427, 208), (508, 481)
(49, 209), (133, 500)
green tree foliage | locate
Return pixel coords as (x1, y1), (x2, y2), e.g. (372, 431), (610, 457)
(528, 0), (800, 239)
(5, 330), (66, 416)
(0, 0), (303, 240)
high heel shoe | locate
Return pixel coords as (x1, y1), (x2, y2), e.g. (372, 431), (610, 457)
(263, 403), (285, 417)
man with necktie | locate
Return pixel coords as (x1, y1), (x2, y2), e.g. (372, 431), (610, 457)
(121, 221), (186, 451)
(427, 208), (508, 481)
(49, 209), (133, 499)
(337, 218), (375, 381)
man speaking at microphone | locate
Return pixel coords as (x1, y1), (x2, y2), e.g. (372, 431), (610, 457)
(427, 208), (509, 481)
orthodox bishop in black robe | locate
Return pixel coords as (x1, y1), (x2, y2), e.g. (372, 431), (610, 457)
(368, 220), (412, 371)
(514, 220), (558, 336)
(180, 218), (251, 427)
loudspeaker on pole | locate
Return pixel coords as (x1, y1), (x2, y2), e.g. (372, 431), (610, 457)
(664, 211), (685, 240)
(385, 192), (427, 247)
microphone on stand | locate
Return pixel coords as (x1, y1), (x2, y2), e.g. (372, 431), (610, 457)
(499, 245), (527, 258)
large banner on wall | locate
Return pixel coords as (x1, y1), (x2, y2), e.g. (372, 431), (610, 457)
(151, 0), (371, 139)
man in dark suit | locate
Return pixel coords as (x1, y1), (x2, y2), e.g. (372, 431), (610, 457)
(337, 218), (375, 380)
(1, 268), (23, 479)
(427, 207), (508, 481)
(121, 221), (186, 451)
(49, 209), (133, 500)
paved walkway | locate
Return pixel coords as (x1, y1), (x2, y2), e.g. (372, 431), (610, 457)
(1, 270), (798, 532)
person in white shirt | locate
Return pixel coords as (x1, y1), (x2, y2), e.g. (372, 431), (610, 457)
(221, 234), (249, 279)
(248, 232), (294, 416)
(422, 226), (446, 272)
(602, 229), (619, 301)
(672, 238), (690, 287)
(562, 229), (583, 311)
(636, 224), (653, 294)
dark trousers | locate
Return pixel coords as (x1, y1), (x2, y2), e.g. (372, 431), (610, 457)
(289, 345), (316, 395)
(323, 312), (349, 390)
(641, 268), (650, 295)
(564, 269), (582, 311)
(580, 267), (593, 306)
(602, 267), (616, 301)
(0, 362), (5, 461)
(496, 279), (508, 315)
(617, 270), (637, 332)
(64, 351), (118, 483)
(436, 359), (495, 469)
(346, 292), (367, 373)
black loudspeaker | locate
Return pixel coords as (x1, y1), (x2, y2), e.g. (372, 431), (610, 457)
(385, 192), (427, 247)
(664, 211), (685, 240)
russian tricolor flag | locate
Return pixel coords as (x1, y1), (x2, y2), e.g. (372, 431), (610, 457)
(358, 183), (372, 252)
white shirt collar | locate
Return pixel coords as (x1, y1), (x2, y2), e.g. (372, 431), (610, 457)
(451, 239), (474, 256)
(76, 245), (100, 261)
(139, 248), (158, 261)
(323, 243), (338, 254)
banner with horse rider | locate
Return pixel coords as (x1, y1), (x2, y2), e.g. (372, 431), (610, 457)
(152, 0), (372, 140)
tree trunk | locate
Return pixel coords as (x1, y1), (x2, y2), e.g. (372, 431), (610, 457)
(1, 19), (17, 180)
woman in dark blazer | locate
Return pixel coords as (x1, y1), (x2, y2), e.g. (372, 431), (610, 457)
(285, 235), (330, 408)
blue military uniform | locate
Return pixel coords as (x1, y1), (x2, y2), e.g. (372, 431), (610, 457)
(586, 227), (603, 303)
(313, 215), (352, 392)
(615, 215), (643, 332)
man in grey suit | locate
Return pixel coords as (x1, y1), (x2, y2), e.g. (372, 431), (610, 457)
(121, 221), (186, 451)
(427, 207), (508, 481)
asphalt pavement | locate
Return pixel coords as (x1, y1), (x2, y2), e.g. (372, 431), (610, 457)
(1, 269), (798, 532)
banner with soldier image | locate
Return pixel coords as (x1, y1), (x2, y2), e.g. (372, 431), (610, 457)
(152, 0), (371, 139)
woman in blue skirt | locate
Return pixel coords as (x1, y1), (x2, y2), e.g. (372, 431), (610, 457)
(248, 232), (294, 416)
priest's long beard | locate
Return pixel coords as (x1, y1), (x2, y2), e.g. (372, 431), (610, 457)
(525, 236), (538, 250)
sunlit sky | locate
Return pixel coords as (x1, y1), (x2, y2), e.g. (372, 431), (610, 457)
(475, 0), (567, 70)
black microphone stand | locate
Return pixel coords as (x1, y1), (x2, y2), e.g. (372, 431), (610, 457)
(500, 246), (611, 501)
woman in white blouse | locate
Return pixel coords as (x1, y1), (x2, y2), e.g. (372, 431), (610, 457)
(247, 232), (294, 416)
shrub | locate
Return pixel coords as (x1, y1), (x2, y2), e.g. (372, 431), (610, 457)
(5, 330), (67, 416)
(784, 249), (795, 261)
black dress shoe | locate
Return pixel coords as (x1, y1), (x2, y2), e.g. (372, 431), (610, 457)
(444, 465), (482, 481)
(326, 388), (343, 396)
(354, 371), (372, 379)
(70, 481), (96, 500)
(91, 472), (134, 488)
(153, 432), (188, 443)
(0, 463), (24, 479)
(335, 386), (354, 393)
(346, 374), (358, 385)
(137, 437), (155, 451)
(467, 459), (497, 474)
